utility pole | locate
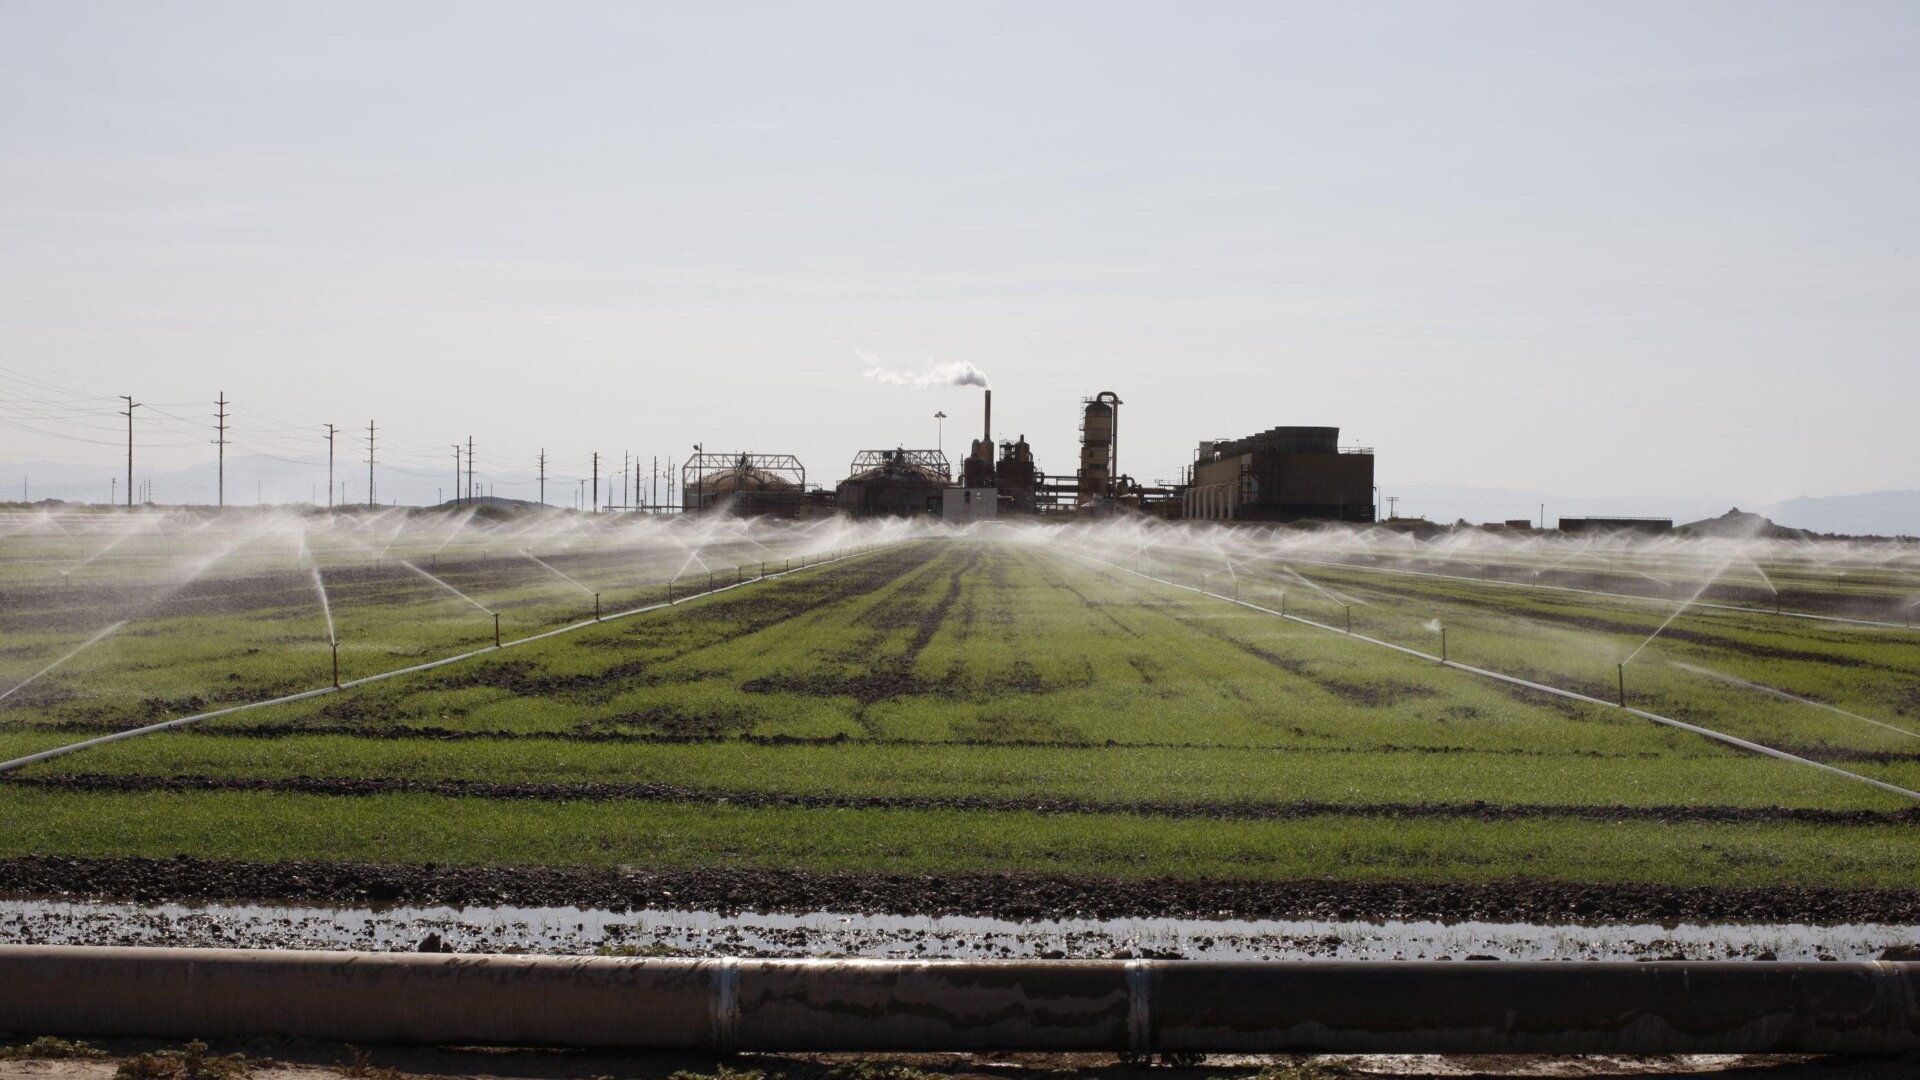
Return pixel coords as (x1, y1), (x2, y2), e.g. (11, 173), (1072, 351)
(622, 451), (630, 510)
(213, 392), (229, 509)
(538, 448), (547, 506)
(118, 396), (139, 508)
(652, 456), (658, 511)
(1386, 495), (1399, 521)
(325, 424), (337, 510)
(365, 421), (377, 510)
(591, 452), (599, 514)
(466, 436), (474, 503)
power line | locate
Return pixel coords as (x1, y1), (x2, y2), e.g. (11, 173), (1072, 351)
(213, 392), (229, 508)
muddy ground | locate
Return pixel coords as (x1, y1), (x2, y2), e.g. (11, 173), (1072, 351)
(5, 857), (1919, 925)
(2, 1039), (1918, 1080)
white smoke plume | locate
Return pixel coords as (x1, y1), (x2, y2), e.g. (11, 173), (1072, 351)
(860, 356), (990, 390)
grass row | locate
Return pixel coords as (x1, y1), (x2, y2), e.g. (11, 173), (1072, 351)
(2, 786), (1915, 888)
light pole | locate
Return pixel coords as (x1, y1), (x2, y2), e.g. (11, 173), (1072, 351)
(935, 411), (946, 461)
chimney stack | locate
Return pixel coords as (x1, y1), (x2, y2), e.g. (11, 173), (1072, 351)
(983, 389), (992, 449)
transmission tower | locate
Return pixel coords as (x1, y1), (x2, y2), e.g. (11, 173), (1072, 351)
(118, 396), (140, 507)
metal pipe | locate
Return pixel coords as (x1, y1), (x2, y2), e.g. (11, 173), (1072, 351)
(2, 949), (1917, 1054)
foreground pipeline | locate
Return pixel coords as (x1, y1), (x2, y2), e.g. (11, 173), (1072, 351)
(3, 946), (1919, 1054)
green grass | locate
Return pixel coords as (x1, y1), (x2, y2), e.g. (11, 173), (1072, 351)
(2, 786), (1915, 887)
(4, 517), (1918, 896)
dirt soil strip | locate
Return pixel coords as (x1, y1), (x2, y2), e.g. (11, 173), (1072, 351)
(1, 720), (1711, 761)
(0, 542), (909, 777)
(6, 855), (1920, 925)
(9, 773), (1916, 827)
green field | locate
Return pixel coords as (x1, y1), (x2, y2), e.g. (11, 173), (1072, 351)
(3, 510), (1917, 898)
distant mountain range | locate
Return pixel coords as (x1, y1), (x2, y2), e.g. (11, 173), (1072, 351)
(0, 454), (596, 510)
(1377, 484), (1920, 539)
(4, 457), (1916, 538)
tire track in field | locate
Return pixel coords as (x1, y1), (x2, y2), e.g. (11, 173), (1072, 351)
(8, 772), (1914, 827)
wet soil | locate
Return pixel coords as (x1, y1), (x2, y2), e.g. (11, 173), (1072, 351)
(5, 856), (1918, 925)
(6, 1041), (1912, 1080)
(8, 773), (1916, 828)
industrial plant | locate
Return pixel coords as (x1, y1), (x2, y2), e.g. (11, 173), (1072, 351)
(672, 381), (1378, 526)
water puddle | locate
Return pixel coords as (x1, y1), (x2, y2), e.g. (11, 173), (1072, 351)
(2, 898), (1913, 961)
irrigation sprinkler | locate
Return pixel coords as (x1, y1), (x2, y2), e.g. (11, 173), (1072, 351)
(593, 593), (601, 621)
(493, 612), (501, 649)
(1344, 605), (1352, 634)
(1440, 627), (1448, 663)
(330, 642), (340, 688)
(1618, 663), (1627, 708)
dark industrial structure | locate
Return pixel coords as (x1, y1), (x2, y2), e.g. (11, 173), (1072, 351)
(846, 383), (1378, 524)
(1183, 426), (1375, 523)
(682, 453), (808, 517)
(836, 449), (950, 517)
(1077, 392), (1121, 509)
(1559, 516), (1673, 535)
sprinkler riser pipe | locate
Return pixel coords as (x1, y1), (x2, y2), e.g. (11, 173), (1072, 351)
(493, 613), (501, 648)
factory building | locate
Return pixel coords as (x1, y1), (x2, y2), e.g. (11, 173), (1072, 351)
(682, 452), (810, 517)
(836, 449), (950, 517)
(1558, 517), (1673, 535)
(1183, 426), (1375, 523)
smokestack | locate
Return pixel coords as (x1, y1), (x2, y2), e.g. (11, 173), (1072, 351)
(983, 389), (991, 448)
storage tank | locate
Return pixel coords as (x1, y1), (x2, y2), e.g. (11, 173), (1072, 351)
(1078, 391), (1121, 504)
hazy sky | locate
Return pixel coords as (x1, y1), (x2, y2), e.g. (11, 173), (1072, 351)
(2, 1), (1915, 506)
